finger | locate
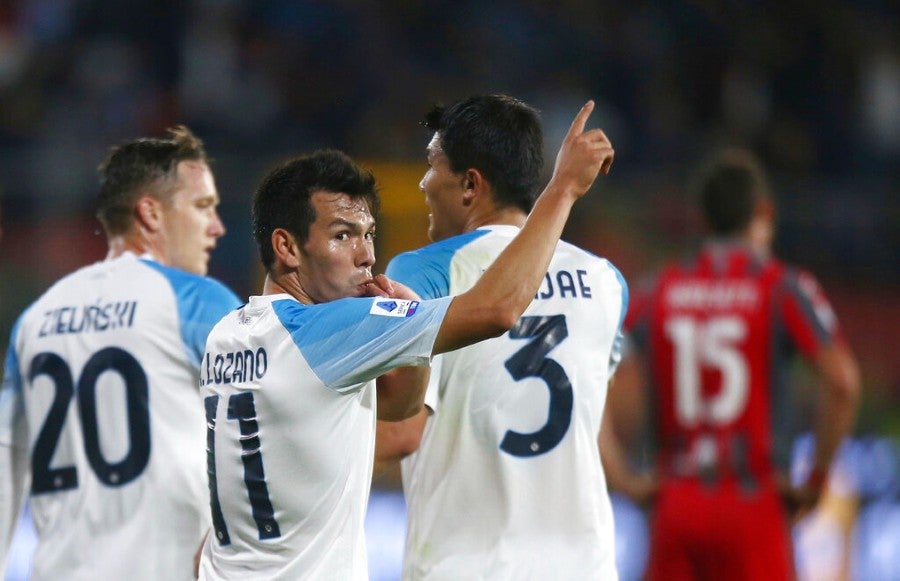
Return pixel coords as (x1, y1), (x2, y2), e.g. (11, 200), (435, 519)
(566, 100), (595, 139)
(581, 127), (610, 146)
(373, 273), (394, 295)
(601, 149), (615, 175)
(364, 282), (389, 298)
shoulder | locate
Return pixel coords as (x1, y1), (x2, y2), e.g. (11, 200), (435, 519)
(390, 230), (491, 269)
(140, 259), (241, 306)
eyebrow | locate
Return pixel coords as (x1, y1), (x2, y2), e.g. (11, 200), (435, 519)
(328, 217), (375, 231)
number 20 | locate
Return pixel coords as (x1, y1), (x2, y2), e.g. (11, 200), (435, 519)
(28, 348), (151, 493)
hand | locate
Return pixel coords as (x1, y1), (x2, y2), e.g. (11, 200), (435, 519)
(550, 100), (615, 200)
(778, 471), (825, 522)
(364, 274), (422, 301)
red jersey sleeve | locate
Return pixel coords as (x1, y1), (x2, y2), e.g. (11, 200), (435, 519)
(778, 268), (844, 358)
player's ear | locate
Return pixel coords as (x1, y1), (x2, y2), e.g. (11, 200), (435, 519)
(134, 195), (164, 233)
(461, 168), (485, 206)
(271, 228), (301, 269)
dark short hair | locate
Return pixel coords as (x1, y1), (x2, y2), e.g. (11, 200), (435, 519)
(252, 149), (379, 272)
(695, 148), (771, 236)
(96, 125), (209, 236)
(424, 94), (543, 213)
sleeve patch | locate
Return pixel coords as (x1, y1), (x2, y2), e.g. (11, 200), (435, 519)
(369, 299), (420, 317)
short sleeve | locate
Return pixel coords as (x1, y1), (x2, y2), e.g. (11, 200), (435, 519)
(274, 296), (453, 391)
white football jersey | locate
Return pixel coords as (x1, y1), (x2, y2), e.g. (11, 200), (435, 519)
(198, 293), (450, 581)
(0, 252), (241, 581)
(388, 225), (627, 580)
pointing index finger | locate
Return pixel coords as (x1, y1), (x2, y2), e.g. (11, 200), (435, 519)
(566, 100), (595, 138)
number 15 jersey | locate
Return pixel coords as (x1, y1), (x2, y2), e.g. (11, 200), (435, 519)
(625, 241), (846, 488)
(391, 225), (628, 581)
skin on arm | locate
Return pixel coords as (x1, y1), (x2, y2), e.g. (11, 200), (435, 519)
(373, 407), (429, 478)
(787, 341), (860, 518)
(599, 354), (658, 505)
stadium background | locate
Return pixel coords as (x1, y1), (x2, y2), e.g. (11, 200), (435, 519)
(0, 1), (896, 579)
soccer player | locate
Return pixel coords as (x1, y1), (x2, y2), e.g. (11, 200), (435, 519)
(372, 94), (627, 579)
(197, 100), (614, 580)
(602, 148), (860, 580)
(0, 126), (242, 581)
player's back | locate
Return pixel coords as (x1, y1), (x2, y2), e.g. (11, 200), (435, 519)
(629, 242), (808, 490)
(4, 252), (237, 581)
(392, 225), (626, 580)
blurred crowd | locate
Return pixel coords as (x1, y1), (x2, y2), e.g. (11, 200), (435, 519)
(0, 0), (897, 421)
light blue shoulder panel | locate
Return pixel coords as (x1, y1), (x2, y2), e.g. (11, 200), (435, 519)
(273, 295), (452, 390)
(386, 230), (489, 299)
(141, 260), (242, 367)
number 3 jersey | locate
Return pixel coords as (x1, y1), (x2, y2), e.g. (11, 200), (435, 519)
(625, 241), (846, 488)
(198, 293), (450, 581)
(390, 225), (628, 580)
(0, 252), (241, 581)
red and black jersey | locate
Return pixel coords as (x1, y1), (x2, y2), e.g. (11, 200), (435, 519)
(626, 241), (845, 490)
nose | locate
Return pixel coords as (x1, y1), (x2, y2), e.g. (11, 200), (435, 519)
(210, 210), (226, 238)
(357, 239), (376, 269)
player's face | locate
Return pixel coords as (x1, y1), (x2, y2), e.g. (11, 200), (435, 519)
(298, 191), (376, 303)
(159, 160), (226, 275)
(420, 133), (468, 242)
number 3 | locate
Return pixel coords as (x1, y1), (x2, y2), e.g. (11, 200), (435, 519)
(501, 315), (572, 457)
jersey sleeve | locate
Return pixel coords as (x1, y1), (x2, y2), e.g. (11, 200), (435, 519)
(274, 296), (453, 391)
(385, 251), (450, 300)
(0, 316), (29, 561)
(778, 268), (843, 357)
(608, 264), (629, 376)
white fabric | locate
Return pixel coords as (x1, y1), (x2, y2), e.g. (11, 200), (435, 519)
(393, 226), (626, 580)
(0, 252), (240, 581)
(199, 293), (450, 580)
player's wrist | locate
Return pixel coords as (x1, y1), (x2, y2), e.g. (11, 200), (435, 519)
(804, 466), (828, 492)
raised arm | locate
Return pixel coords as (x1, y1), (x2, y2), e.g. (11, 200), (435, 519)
(432, 101), (614, 355)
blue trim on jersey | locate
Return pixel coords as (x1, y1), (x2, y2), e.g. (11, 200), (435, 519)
(272, 296), (451, 391)
(141, 260), (242, 367)
(386, 230), (490, 299)
(611, 263), (629, 332)
(2, 315), (24, 395)
(609, 263), (629, 375)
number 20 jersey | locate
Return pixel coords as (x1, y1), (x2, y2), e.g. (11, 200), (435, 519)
(0, 252), (241, 581)
(625, 241), (846, 487)
(391, 225), (628, 581)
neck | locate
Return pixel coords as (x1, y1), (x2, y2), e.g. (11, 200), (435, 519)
(744, 217), (773, 257)
(463, 205), (527, 232)
(106, 234), (160, 263)
(262, 272), (314, 304)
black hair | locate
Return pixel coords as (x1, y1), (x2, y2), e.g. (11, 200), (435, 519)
(695, 148), (771, 236)
(252, 149), (379, 272)
(424, 94), (543, 213)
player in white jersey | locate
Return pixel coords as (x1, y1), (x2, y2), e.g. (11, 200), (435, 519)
(199, 102), (615, 580)
(374, 95), (627, 580)
(0, 126), (241, 581)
